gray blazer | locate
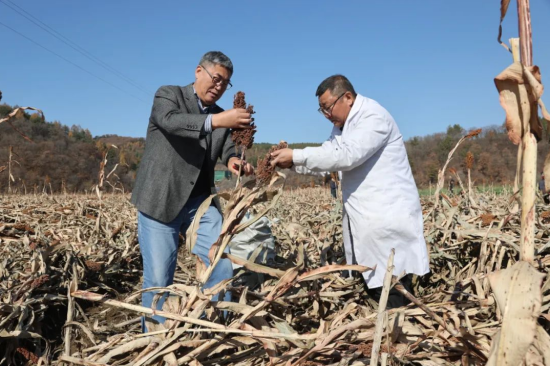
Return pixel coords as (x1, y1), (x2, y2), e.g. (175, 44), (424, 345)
(131, 84), (236, 223)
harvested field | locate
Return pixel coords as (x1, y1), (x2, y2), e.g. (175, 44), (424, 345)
(1, 186), (550, 365)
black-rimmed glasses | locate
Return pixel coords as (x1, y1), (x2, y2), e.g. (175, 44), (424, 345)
(200, 65), (232, 90)
(318, 92), (345, 116)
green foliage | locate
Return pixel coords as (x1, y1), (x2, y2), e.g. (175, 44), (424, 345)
(437, 135), (454, 164)
(0, 104), (13, 117)
(69, 125), (93, 143)
(409, 136), (420, 147)
(446, 124), (464, 138)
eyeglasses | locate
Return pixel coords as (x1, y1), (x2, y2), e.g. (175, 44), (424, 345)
(318, 92), (345, 116)
(200, 65), (232, 90)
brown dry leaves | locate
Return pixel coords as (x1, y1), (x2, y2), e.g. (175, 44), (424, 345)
(494, 63), (549, 144)
(487, 261), (545, 366)
(2, 185), (550, 365)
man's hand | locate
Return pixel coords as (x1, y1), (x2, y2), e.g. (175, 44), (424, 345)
(228, 157), (254, 176)
(212, 109), (253, 130)
(270, 148), (294, 169)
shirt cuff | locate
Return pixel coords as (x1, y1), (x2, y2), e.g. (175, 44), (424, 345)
(225, 153), (238, 166)
(293, 149), (305, 165)
(204, 114), (213, 133)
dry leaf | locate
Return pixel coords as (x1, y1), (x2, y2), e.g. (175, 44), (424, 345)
(487, 261), (545, 366)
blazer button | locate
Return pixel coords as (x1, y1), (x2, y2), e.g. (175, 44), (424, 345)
(190, 181), (194, 185)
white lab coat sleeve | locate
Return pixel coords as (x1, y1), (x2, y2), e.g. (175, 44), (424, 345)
(292, 165), (328, 177)
(292, 137), (333, 176)
(293, 112), (391, 172)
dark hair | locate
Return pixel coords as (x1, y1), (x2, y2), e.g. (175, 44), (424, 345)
(315, 74), (357, 98)
(199, 51), (233, 76)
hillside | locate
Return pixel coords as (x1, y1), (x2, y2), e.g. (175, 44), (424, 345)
(1, 103), (549, 193)
(0, 104), (322, 193)
(407, 122), (550, 187)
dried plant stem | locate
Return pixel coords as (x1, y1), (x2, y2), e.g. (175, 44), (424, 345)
(511, 38), (522, 213)
(393, 281), (458, 337)
(518, 0), (533, 66)
(177, 337), (223, 365)
(467, 168), (473, 200)
(58, 356), (107, 366)
(64, 262), (77, 356)
(290, 319), (372, 366)
(460, 169), (479, 210)
(370, 249), (395, 366)
(434, 136), (471, 208)
(514, 144), (523, 198)
(518, 1), (536, 263)
(8, 146), (13, 194)
(521, 133), (537, 262)
(235, 147), (246, 189)
(453, 170), (466, 194)
(71, 290), (227, 329)
(98, 337), (161, 364)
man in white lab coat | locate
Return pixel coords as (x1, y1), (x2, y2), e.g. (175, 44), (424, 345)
(271, 75), (430, 308)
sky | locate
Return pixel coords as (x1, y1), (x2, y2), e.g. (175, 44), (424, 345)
(1, 1), (550, 144)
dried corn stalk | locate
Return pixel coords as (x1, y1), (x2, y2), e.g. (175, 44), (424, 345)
(433, 129), (481, 209)
(3, 184), (550, 365)
(494, 1), (549, 262)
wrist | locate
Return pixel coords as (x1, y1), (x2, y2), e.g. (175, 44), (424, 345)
(211, 115), (219, 130)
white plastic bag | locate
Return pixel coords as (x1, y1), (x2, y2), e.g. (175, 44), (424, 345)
(229, 214), (275, 269)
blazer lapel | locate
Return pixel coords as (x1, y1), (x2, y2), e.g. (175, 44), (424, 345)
(183, 84), (214, 158)
(182, 84), (201, 115)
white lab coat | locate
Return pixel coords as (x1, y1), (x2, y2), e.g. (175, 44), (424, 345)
(293, 95), (430, 288)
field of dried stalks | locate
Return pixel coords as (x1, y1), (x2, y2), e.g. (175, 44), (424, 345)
(1, 186), (550, 365)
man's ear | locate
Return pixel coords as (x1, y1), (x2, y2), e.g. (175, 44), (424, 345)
(344, 91), (354, 107)
(195, 65), (202, 80)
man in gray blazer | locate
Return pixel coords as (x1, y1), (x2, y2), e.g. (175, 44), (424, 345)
(131, 51), (253, 329)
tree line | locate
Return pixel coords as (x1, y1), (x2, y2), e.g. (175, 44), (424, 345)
(407, 122), (549, 187)
(1, 103), (548, 194)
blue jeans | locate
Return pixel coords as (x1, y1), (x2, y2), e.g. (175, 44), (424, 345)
(138, 194), (233, 327)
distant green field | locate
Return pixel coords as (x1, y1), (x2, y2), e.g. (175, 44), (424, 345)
(418, 185), (513, 197)
(215, 170), (231, 182)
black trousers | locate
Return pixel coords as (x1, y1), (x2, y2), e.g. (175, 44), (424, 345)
(366, 274), (413, 309)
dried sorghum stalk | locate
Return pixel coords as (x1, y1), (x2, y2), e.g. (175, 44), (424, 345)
(231, 91), (256, 150)
(465, 152), (474, 169)
(466, 129), (482, 138)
